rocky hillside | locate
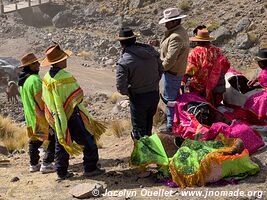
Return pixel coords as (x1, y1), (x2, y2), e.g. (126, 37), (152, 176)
(0, 0), (266, 69)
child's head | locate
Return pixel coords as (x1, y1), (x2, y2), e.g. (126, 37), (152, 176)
(255, 48), (267, 69)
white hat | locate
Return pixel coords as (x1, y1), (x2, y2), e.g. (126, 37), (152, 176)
(159, 8), (187, 24)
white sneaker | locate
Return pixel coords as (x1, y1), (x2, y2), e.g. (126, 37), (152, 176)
(40, 163), (55, 174)
(29, 163), (41, 173)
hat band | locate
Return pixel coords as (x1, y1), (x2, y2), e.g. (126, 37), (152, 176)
(47, 52), (67, 63)
(165, 14), (180, 19)
(195, 35), (212, 40)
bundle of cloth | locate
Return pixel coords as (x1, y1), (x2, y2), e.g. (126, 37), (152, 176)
(172, 93), (264, 154)
(131, 133), (259, 188)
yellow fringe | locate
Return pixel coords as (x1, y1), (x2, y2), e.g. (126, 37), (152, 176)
(88, 117), (106, 144)
(59, 138), (84, 156)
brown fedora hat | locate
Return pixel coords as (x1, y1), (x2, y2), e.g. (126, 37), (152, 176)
(41, 45), (72, 67)
(190, 29), (215, 42)
(19, 53), (40, 68)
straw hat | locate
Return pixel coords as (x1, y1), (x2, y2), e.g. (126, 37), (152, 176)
(19, 53), (41, 68)
(189, 29), (215, 42)
(159, 8), (187, 24)
(255, 48), (267, 61)
(41, 45), (72, 67)
(116, 27), (139, 41)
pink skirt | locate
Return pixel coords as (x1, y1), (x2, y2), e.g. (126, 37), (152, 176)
(244, 90), (267, 121)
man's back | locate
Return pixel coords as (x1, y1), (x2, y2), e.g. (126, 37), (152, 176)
(116, 43), (163, 95)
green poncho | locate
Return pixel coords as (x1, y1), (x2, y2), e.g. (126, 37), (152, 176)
(20, 74), (49, 140)
(42, 69), (105, 155)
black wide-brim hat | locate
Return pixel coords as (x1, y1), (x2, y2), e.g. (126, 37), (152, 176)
(255, 48), (267, 61)
(116, 27), (139, 41)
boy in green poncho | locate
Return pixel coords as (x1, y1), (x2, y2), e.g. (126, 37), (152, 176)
(41, 45), (105, 180)
(18, 53), (55, 173)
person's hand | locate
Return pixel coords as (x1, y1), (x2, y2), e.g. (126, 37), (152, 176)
(247, 78), (258, 88)
(148, 39), (160, 47)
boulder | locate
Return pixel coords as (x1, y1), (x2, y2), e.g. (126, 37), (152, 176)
(108, 47), (118, 56)
(129, 0), (144, 9)
(139, 27), (154, 36)
(52, 11), (74, 28)
(69, 183), (105, 199)
(211, 26), (232, 46)
(235, 17), (250, 33)
(235, 33), (254, 49)
(122, 16), (141, 27)
(0, 145), (8, 155)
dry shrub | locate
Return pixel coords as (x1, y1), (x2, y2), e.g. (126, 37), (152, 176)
(0, 115), (28, 152)
(110, 92), (123, 104)
(106, 119), (131, 138)
(77, 50), (92, 60)
(248, 32), (258, 43)
(186, 19), (198, 28)
(178, 0), (191, 11)
(83, 97), (91, 107)
(207, 21), (220, 31)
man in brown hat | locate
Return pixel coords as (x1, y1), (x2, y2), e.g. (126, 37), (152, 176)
(18, 53), (55, 173)
(116, 27), (163, 140)
(41, 45), (105, 180)
(158, 7), (190, 133)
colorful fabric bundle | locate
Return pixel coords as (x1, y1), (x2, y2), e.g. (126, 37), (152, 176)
(130, 134), (170, 177)
(169, 136), (259, 188)
(131, 134), (260, 188)
(172, 93), (264, 154)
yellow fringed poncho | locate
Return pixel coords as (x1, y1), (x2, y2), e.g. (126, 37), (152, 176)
(42, 69), (105, 155)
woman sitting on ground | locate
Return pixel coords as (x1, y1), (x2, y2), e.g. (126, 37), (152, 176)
(183, 26), (230, 106)
(244, 48), (267, 122)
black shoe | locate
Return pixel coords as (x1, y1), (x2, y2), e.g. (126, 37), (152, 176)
(56, 172), (74, 181)
(159, 127), (172, 134)
(83, 168), (105, 177)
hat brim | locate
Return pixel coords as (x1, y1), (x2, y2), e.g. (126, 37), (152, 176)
(189, 36), (215, 42)
(41, 50), (72, 67)
(19, 58), (42, 68)
(255, 56), (267, 61)
(116, 33), (140, 41)
(159, 15), (187, 24)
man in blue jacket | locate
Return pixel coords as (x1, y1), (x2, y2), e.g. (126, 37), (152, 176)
(116, 27), (163, 140)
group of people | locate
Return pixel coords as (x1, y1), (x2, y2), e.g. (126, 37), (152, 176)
(116, 7), (267, 140)
(19, 45), (105, 180)
(19, 6), (266, 183)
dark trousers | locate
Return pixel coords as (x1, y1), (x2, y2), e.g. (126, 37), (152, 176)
(55, 108), (99, 177)
(130, 90), (159, 139)
(29, 129), (55, 166)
